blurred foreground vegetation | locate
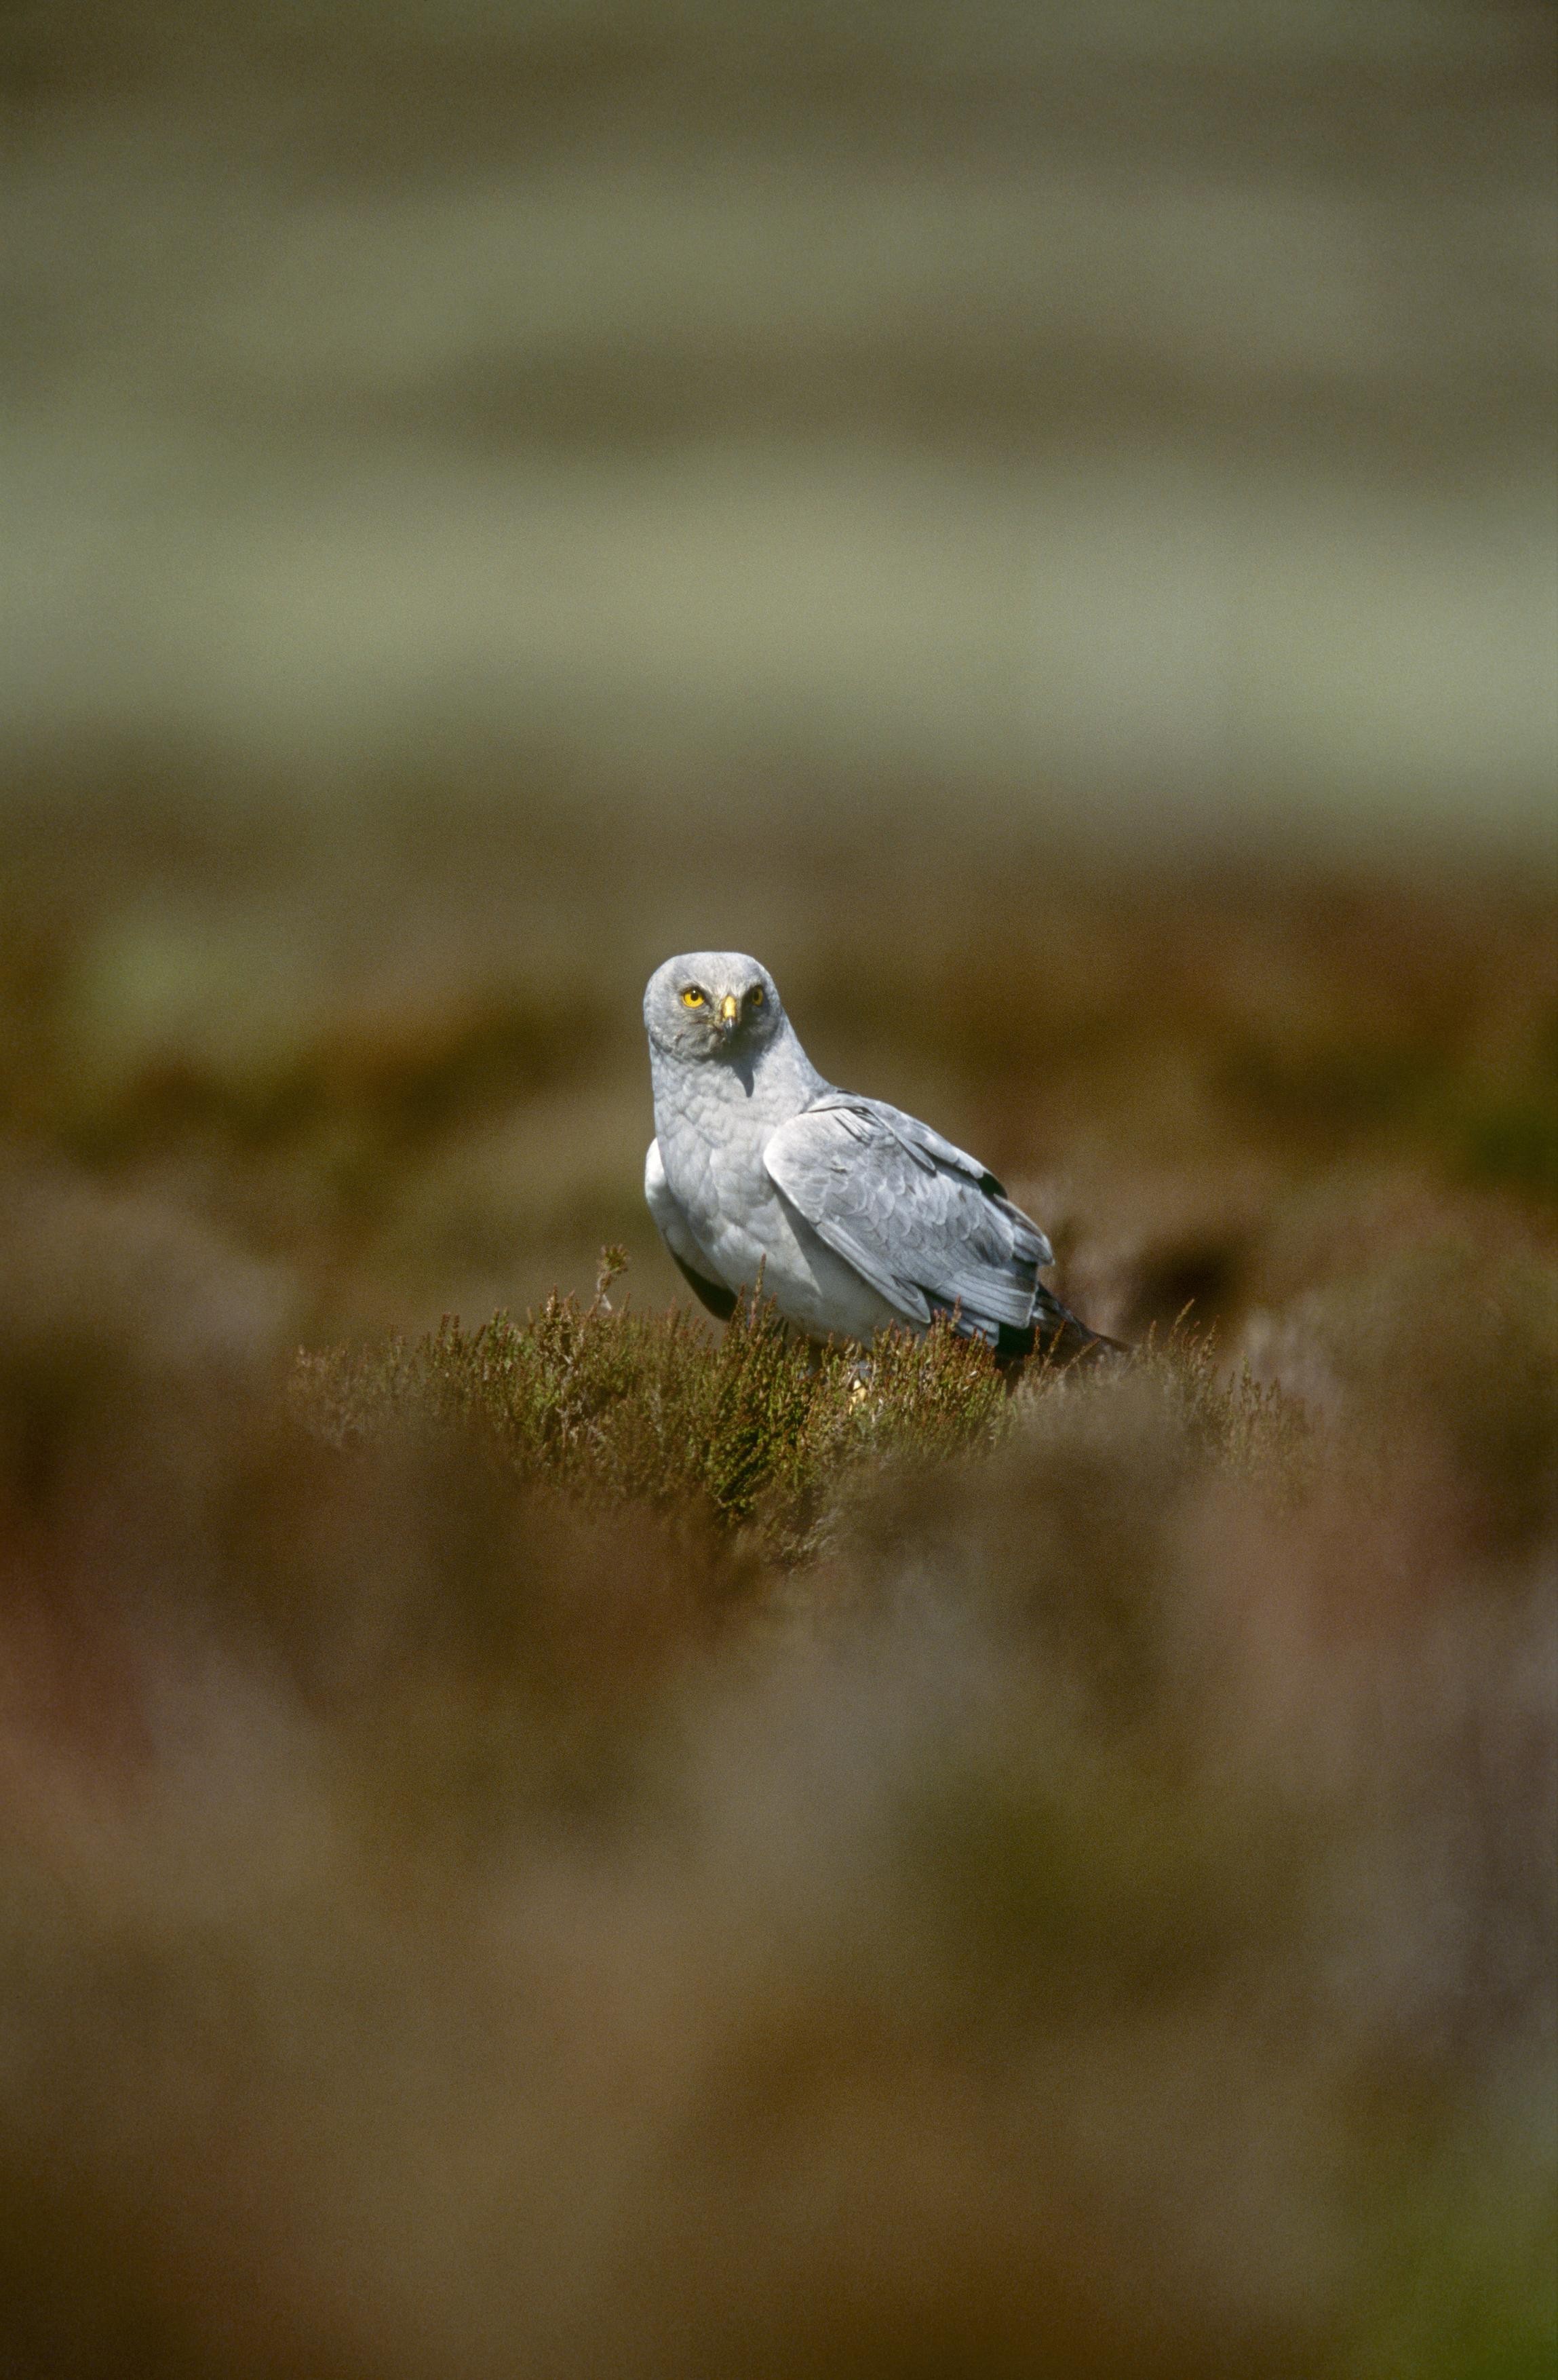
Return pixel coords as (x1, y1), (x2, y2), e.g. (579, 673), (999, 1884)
(0, 797), (1553, 2377)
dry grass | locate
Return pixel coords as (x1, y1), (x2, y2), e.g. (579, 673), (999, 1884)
(0, 813), (1553, 2378)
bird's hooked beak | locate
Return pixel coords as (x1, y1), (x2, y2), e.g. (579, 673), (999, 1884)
(718, 993), (740, 1035)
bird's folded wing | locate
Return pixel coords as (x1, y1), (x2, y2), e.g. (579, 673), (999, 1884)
(762, 1098), (1051, 1338)
(809, 1093), (996, 1189)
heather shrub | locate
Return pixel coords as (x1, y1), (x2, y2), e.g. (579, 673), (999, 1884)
(291, 1276), (1013, 1550)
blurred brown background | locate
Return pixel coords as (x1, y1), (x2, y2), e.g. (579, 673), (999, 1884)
(1, 15), (1556, 2379)
(2, 0), (1555, 1343)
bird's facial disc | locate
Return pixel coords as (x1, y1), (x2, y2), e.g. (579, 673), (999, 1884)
(647, 955), (779, 1058)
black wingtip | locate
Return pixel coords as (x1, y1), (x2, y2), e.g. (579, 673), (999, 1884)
(994, 1309), (1132, 1370)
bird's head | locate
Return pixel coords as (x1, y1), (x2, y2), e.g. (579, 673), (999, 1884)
(644, 952), (785, 1061)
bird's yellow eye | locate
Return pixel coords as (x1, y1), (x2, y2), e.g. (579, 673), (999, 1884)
(681, 986), (705, 1007)
(749, 986), (764, 1007)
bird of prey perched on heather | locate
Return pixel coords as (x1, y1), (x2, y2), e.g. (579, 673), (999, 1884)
(642, 951), (1116, 1362)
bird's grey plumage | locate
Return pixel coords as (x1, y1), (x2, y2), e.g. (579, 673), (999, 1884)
(764, 1096), (1048, 1336)
(642, 951), (1114, 1360)
(644, 1136), (737, 1320)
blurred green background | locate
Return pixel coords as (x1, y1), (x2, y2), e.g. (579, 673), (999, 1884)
(7, 0), (1551, 815)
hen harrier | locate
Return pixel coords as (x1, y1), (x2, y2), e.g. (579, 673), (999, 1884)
(644, 951), (1116, 1362)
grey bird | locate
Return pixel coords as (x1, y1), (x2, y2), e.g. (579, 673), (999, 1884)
(642, 950), (1116, 1363)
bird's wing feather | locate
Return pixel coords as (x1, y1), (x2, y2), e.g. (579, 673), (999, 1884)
(762, 1096), (1051, 1341)
(644, 1139), (737, 1320)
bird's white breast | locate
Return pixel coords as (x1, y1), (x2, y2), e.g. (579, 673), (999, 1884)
(651, 1043), (898, 1342)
